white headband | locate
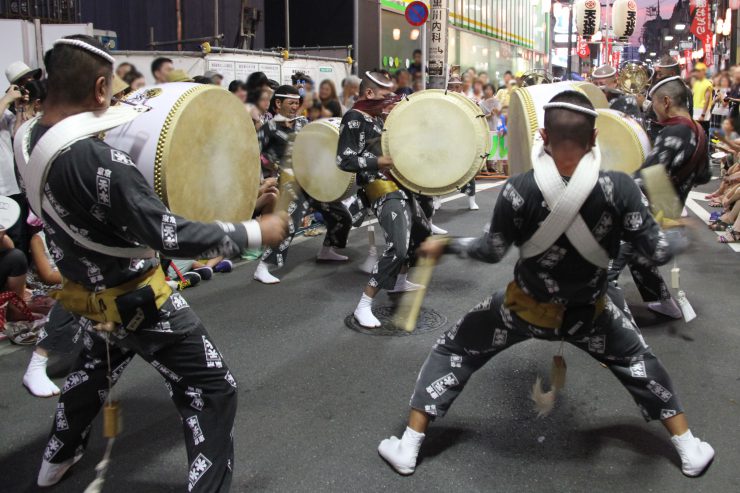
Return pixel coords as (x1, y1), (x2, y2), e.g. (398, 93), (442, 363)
(365, 71), (393, 88)
(543, 102), (599, 118)
(654, 60), (679, 68)
(591, 66), (617, 79)
(648, 75), (683, 98)
(274, 93), (301, 99)
(54, 38), (115, 64)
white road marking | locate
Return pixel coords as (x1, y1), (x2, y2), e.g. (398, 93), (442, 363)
(685, 191), (740, 253)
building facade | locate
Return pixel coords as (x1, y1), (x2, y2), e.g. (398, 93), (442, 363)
(378, 0), (549, 83)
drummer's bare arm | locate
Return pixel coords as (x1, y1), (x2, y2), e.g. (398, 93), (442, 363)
(103, 153), (285, 256)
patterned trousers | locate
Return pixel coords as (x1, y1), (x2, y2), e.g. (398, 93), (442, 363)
(41, 293), (237, 493)
(262, 186), (352, 267)
(368, 193), (431, 291)
(607, 241), (671, 302)
(461, 178), (476, 197)
(410, 289), (683, 422)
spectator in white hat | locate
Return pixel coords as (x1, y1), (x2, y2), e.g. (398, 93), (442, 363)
(5, 61), (42, 87)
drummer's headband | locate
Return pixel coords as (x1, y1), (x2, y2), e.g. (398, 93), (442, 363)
(274, 93), (301, 99)
(543, 102), (598, 118)
(591, 66), (617, 79)
(365, 71), (393, 88)
(654, 60), (679, 68)
(648, 76), (683, 98)
(54, 38), (115, 65)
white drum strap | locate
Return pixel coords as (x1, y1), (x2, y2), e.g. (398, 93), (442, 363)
(14, 108), (156, 259)
(520, 138), (610, 269)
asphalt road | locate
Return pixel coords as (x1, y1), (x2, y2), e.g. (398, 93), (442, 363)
(0, 181), (738, 493)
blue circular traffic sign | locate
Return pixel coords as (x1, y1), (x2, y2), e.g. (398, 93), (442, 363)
(405, 1), (429, 27)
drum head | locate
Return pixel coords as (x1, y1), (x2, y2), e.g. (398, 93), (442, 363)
(159, 85), (259, 222)
(571, 82), (609, 109)
(383, 90), (488, 195)
(292, 118), (354, 203)
(508, 82), (639, 175)
(596, 109), (651, 174)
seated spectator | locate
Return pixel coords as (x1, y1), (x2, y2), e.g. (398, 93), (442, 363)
(0, 197), (29, 325)
(247, 87), (273, 130)
(123, 69), (146, 91)
(116, 62), (135, 79)
(229, 80), (248, 104)
(322, 99), (342, 118)
(204, 70), (223, 86)
(395, 69), (413, 96)
(308, 100), (324, 121)
(164, 256), (233, 290)
(151, 57), (174, 84)
(247, 71), (270, 94)
(340, 76), (361, 112)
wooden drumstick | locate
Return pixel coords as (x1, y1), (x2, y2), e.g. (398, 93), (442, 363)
(393, 257), (437, 333)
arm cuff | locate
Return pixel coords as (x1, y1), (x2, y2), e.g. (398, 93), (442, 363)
(243, 220), (262, 249)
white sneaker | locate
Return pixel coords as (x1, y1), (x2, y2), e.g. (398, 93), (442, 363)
(253, 261), (280, 284)
(430, 223), (448, 235)
(378, 427), (425, 475)
(647, 299), (682, 319)
(468, 196), (479, 210)
(38, 452), (84, 487)
(671, 431), (715, 477)
(23, 352), (60, 398)
(317, 246), (349, 262)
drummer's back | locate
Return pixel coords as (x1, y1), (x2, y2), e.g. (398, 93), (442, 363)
(29, 125), (159, 291)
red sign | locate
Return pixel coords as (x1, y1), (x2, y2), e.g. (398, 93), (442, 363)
(690, 0), (710, 44)
(405, 1), (429, 26)
(577, 36), (591, 59)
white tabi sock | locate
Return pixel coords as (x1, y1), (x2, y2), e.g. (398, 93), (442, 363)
(37, 452), (84, 487)
(430, 223), (448, 235)
(23, 352), (60, 398)
(671, 430), (715, 477)
(468, 196), (479, 210)
(647, 298), (682, 319)
(253, 261), (280, 284)
(390, 273), (423, 293)
(378, 426), (426, 475)
(354, 293), (381, 328)
(317, 245), (349, 262)
(360, 247), (378, 274)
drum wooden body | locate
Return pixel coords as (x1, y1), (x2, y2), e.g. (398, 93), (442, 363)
(291, 118), (354, 203)
(508, 81), (645, 175)
(382, 90), (489, 196)
(105, 83), (260, 222)
(595, 109), (651, 174)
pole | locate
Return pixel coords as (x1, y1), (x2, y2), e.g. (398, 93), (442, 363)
(213, 0), (219, 47)
(421, 19), (427, 90)
(176, 0), (183, 51)
(565, 0), (574, 80)
(285, 0), (290, 50)
(353, 0), (359, 74)
(427, 0), (448, 89)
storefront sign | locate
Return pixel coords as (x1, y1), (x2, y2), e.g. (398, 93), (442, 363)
(428, 0), (448, 88)
(577, 35), (591, 59)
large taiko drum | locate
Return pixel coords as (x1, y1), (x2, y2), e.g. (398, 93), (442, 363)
(382, 90), (489, 196)
(595, 109), (651, 174)
(291, 118), (355, 203)
(508, 81), (642, 175)
(105, 83), (261, 222)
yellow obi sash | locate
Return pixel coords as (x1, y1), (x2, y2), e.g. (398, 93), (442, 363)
(504, 281), (606, 331)
(51, 268), (172, 325)
(365, 180), (400, 203)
